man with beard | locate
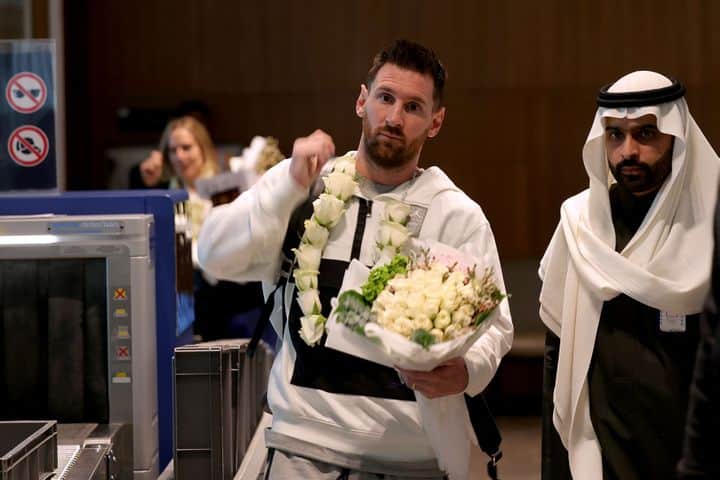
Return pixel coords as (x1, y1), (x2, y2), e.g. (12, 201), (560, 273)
(539, 71), (720, 480)
(198, 40), (513, 479)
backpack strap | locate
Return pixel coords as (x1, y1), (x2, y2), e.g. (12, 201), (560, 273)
(465, 393), (503, 479)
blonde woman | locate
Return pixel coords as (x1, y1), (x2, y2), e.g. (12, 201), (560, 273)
(136, 115), (267, 342)
(138, 116), (219, 265)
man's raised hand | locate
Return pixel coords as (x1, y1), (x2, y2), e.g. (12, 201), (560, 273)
(290, 129), (336, 189)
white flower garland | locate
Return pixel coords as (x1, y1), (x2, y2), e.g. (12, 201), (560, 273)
(293, 154), (412, 346)
(374, 201), (412, 265)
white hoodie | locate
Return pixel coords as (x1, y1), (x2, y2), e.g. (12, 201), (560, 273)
(198, 154), (513, 462)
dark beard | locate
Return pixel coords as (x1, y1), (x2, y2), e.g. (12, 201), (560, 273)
(609, 145), (673, 195)
(363, 124), (426, 169)
(365, 129), (410, 168)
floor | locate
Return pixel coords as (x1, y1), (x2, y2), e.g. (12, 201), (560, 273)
(469, 416), (541, 480)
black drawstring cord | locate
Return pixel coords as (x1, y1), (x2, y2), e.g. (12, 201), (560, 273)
(263, 448), (276, 480)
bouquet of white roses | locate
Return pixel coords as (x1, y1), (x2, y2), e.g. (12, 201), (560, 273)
(325, 241), (506, 371)
(324, 242), (507, 480)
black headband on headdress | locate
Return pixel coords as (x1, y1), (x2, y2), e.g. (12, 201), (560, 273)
(597, 78), (685, 108)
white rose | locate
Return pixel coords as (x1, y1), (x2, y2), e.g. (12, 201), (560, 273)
(394, 316), (414, 336)
(384, 201), (412, 225)
(435, 309), (452, 329)
(422, 297), (442, 318)
(430, 328), (444, 342)
(297, 289), (321, 316)
(405, 300), (425, 319)
(333, 157), (356, 177)
(375, 244), (399, 265)
(386, 306), (405, 321)
(313, 193), (346, 227)
(458, 283), (476, 303)
(413, 313), (433, 331)
(452, 309), (473, 328)
(373, 302), (401, 326)
(299, 314), (326, 346)
(375, 290), (395, 308)
(293, 243), (322, 271)
(407, 292), (425, 309)
(444, 323), (460, 339)
(302, 218), (330, 248)
(293, 269), (318, 291)
(393, 289), (410, 309)
(388, 276), (410, 292)
(324, 171), (357, 201)
(457, 303), (475, 318)
(440, 286), (460, 312)
(377, 220), (409, 247)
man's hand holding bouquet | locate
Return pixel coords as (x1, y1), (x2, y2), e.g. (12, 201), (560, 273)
(323, 218), (508, 480)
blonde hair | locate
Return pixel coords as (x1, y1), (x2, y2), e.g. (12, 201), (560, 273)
(159, 115), (219, 185)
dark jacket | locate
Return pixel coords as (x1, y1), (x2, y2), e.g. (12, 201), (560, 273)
(678, 196), (720, 479)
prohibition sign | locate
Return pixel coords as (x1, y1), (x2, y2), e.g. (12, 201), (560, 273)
(5, 72), (47, 114)
(7, 125), (49, 167)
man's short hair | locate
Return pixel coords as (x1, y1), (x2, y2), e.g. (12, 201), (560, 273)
(366, 39), (447, 109)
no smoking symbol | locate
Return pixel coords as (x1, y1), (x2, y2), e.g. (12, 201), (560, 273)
(5, 72), (47, 114)
(7, 126), (49, 167)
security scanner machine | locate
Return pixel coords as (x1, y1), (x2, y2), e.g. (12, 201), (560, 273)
(0, 190), (192, 479)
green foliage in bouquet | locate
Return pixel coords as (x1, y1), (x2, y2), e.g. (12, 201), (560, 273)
(362, 255), (409, 303)
(335, 290), (374, 335)
(410, 328), (437, 349)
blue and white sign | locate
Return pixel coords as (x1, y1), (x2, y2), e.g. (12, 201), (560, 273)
(0, 40), (57, 192)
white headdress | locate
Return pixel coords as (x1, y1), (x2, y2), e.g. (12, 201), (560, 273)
(539, 70), (720, 480)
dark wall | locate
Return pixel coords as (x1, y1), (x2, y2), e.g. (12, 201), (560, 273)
(64, 0), (720, 258)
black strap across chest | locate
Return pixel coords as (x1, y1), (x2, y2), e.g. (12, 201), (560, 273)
(284, 193), (413, 399)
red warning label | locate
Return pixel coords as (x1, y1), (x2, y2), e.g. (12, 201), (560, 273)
(5, 72), (47, 114)
(7, 125), (49, 167)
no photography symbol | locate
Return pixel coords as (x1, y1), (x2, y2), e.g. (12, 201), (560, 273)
(7, 125), (49, 167)
(5, 72), (47, 114)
